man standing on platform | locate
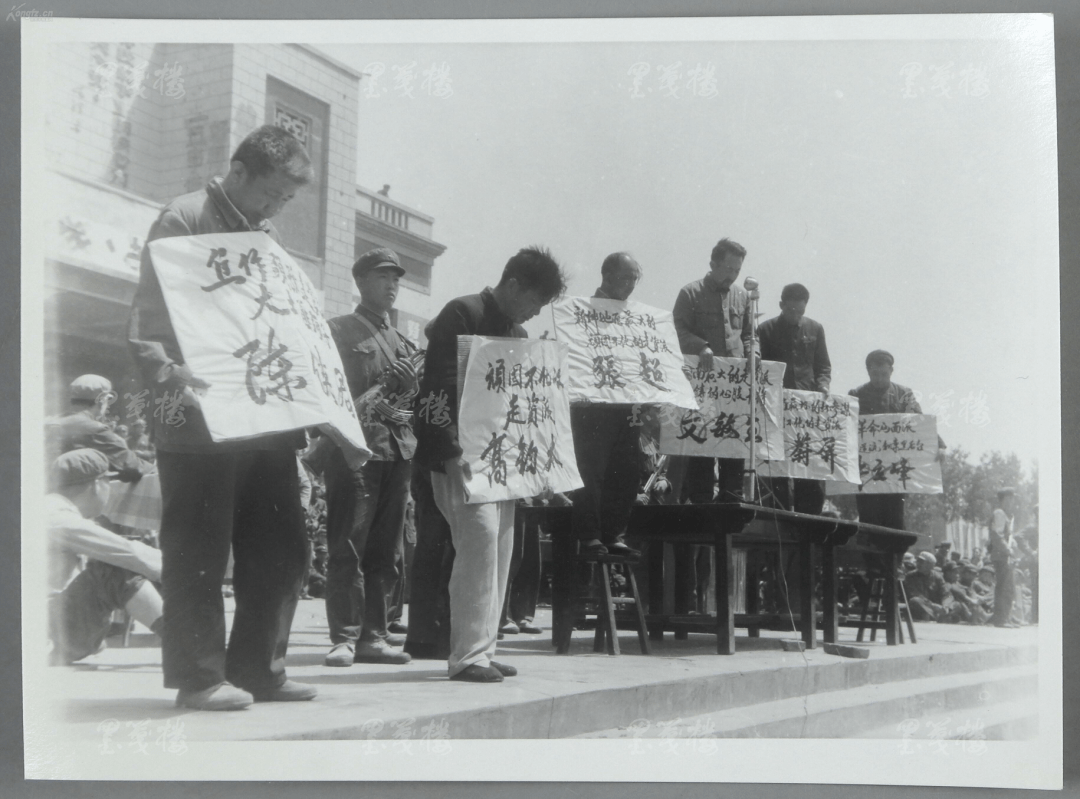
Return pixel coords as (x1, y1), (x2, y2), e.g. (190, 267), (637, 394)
(848, 350), (944, 531)
(128, 125), (316, 710)
(571, 252), (645, 557)
(988, 487), (1020, 628)
(415, 247), (567, 682)
(672, 238), (755, 504)
(757, 283), (831, 514)
(322, 247), (419, 667)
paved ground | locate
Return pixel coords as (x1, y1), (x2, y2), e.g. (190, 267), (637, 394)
(31, 594), (1039, 750)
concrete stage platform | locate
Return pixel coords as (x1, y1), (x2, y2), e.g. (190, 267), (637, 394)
(37, 597), (1039, 745)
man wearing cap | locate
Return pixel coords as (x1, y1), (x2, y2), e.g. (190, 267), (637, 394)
(757, 283), (832, 514)
(954, 560), (992, 624)
(849, 350), (945, 531)
(46, 449), (164, 664)
(415, 246), (567, 682)
(128, 125), (316, 710)
(988, 487), (1020, 627)
(672, 238), (755, 506)
(45, 375), (152, 483)
(903, 551), (951, 621)
(321, 247), (419, 667)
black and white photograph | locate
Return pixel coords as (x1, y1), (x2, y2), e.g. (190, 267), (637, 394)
(19, 12), (1061, 789)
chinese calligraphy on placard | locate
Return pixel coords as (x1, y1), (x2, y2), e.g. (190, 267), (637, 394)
(658, 356), (786, 460)
(550, 296), (698, 410)
(148, 232), (369, 457)
(756, 390), (861, 483)
(457, 336), (583, 504)
(826, 413), (943, 495)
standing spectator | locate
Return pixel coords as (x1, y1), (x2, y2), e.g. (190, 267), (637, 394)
(989, 487), (1020, 628)
(414, 247), (566, 682)
(403, 468), (454, 660)
(322, 247), (419, 667)
(848, 350), (945, 530)
(128, 125), (316, 710)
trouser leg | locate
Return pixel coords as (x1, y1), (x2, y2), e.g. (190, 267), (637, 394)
(226, 450), (307, 692)
(432, 461), (515, 676)
(501, 515), (525, 627)
(510, 516), (542, 623)
(405, 469), (454, 649)
(361, 458), (412, 641)
(50, 560), (145, 663)
(156, 451), (236, 691)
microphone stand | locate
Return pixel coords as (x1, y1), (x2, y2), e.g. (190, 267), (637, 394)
(743, 277), (761, 504)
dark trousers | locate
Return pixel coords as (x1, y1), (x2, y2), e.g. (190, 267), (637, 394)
(49, 560), (145, 663)
(324, 450), (411, 644)
(761, 477), (826, 515)
(156, 449), (306, 692)
(570, 405), (642, 541)
(685, 457), (744, 504)
(991, 559), (1016, 625)
(405, 468), (454, 651)
(388, 537), (416, 624)
(856, 493), (906, 530)
(501, 512), (541, 625)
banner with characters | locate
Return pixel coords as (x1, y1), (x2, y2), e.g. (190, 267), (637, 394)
(756, 390), (861, 483)
(658, 356), (786, 460)
(826, 413), (943, 495)
(148, 231), (370, 460)
(457, 336), (583, 504)
(549, 296), (698, 409)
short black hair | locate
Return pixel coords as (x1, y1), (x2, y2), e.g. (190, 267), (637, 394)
(710, 238), (747, 265)
(600, 252), (640, 279)
(231, 125), (315, 184)
(498, 246), (568, 302)
(865, 349), (894, 368)
(781, 283), (810, 303)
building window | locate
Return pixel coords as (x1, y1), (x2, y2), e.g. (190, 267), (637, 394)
(265, 76), (329, 259)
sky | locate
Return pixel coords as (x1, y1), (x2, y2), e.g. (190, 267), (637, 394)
(324, 24), (1058, 468)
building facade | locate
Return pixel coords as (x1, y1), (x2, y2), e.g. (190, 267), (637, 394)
(42, 42), (444, 417)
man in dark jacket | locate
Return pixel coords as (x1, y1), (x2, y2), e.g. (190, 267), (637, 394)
(128, 125), (316, 711)
(414, 247), (566, 683)
(757, 283), (831, 514)
(322, 247), (418, 667)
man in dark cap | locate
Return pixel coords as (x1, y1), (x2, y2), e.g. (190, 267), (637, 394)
(989, 487), (1020, 627)
(757, 283), (832, 514)
(848, 350), (944, 531)
(415, 246), (567, 682)
(45, 375), (152, 482)
(903, 550), (950, 621)
(128, 125), (316, 710)
(321, 247), (419, 667)
(47, 449), (164, 665)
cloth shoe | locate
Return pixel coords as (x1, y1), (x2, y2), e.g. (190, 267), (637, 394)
(175, 682), (253, 711)
(383, 632), (407, 646)
(387, 621), (408, 635)
(604, 535), (641, 559)
(354, 639), (412, 664)
(499, 621), (520, 635)
(490, 661), (517, 677)
(324, 642), (355, 667)
(449, 664), (503, 682)
(517, 619), (542, 634)
(579, 539), (608, 556)
(248, 680), (318, 702)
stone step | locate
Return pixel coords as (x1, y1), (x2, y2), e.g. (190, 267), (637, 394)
(854, 698), (1039, 742)
(577, 664), (1037, 739)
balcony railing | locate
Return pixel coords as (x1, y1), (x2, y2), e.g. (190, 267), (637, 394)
(356, 187), (434, 239)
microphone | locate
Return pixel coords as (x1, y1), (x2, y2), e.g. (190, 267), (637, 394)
(743, 276), (760, 300)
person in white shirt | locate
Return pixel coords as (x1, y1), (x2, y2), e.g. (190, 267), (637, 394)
(988, 486), (1020, 628)
(47, 449), (164, 665)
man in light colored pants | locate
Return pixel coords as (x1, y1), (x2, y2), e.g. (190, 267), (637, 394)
(431, 460), (515, 676)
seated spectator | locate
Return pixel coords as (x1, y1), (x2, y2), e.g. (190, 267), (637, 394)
(903, 551), (952, 622)
(47, 449), (164, 665)
(955, 561), (993, 624)
(45, 375), (154, 483)
(971, 564), (996, 618)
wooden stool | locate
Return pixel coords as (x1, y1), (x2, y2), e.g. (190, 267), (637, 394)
(855, 576), (917, 644)
(555, 553), (651, 656)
